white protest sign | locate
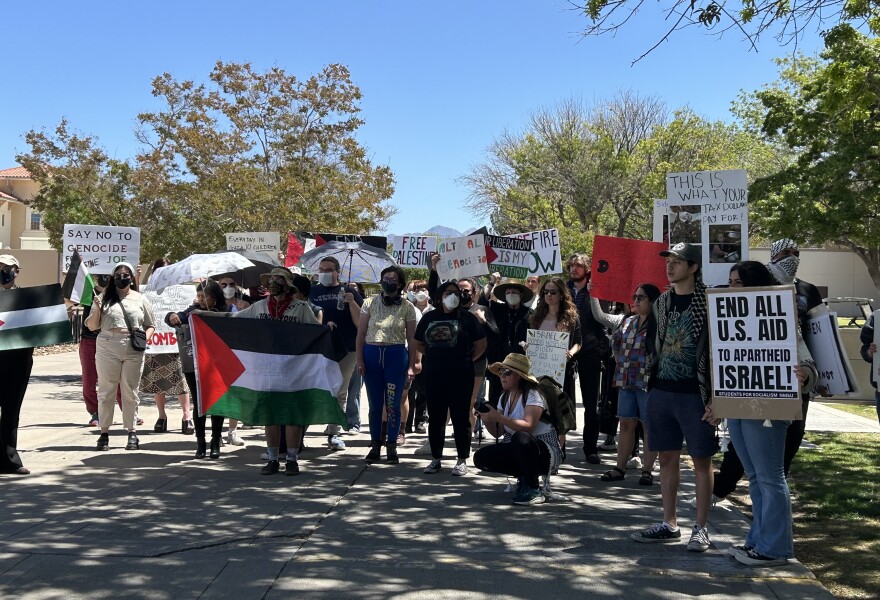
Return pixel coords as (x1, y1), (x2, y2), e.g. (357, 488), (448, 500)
(805, 305), (858, 396)
(503, 228), (563, 276)
(484, 234), (533, 279)
(390, 235), (437, 267)
(436, 234), (490, 279)
(142, 285), (197, 354)
(63, 224), (141, 275)
(707, 285), (803, 419)
(526, 329), (569, 385)
(226, 232), (280, 253)
(656, 169), (749, 287)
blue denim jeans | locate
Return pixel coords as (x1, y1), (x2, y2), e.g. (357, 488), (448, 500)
(363, 344), (408, 443)
(727, 418), (794, 559)
(346, 370), (362, 429)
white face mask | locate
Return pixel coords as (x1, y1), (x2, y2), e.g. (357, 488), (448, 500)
(318, 272), (335, 287)
(222, 286), (236, 299)
(415, 291), (429, 302)
(506, 293), (521, 307)
(443, 294), (460, 310)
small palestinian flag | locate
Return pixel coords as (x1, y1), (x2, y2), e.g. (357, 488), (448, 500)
(61, 249), (95, 306)
(190, 313), (348, 426)
(0, 284), (73, 351)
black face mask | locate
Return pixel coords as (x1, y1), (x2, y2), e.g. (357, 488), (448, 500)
(0, 268), (15, 285)
(380, 281), (398, 295)
(113, 276), (131, 289)
(460, 290), (472, 305)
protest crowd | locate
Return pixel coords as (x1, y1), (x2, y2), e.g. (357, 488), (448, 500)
(1, 207), (873, 574)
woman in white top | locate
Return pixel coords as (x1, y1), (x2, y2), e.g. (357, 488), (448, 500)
(473, 353), (562, 505)
(85, 262), (156, 452)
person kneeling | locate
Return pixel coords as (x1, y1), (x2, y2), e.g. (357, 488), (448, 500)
(473, 354), (562, 505)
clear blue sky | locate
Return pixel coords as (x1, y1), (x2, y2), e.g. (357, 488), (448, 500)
(1, 1), (825, 238)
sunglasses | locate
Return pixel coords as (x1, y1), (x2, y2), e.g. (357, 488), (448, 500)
(543, 289), (560, 296)
(498, 368), (515, 377)
(632, 294), (648, 302)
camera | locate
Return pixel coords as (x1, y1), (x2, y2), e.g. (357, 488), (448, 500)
(474, 400), (491, 414)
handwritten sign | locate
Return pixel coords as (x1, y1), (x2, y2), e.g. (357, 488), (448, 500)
(502, 228), (563, 276)
(63, 224), (141, 275)
(805, 304), (859, 396)
(142, 285), (197, 354)
(526, 329), (569, 385)
(391, 235), (437, 267)
(484, 234), (533, 279)
(436, 234), (489, 279)
(226, 232), (280, 252)
(707, 285), (803, 419)
(590, 236), (668, 304)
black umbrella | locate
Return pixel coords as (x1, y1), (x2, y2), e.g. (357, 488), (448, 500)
(214, 250), (281, 288)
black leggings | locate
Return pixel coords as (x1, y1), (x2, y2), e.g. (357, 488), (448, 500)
(425, 369), (472, 460)
(473, 431), (551, 488)
(184, 372), (225, 440)
(578, 355), (603, 455)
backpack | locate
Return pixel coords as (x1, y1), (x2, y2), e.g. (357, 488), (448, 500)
(537, 375), (577, 435)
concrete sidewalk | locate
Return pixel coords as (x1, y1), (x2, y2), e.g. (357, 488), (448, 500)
(1, 351), (838, 599)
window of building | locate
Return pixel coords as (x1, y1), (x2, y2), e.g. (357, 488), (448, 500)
(30, 213), (42, 231)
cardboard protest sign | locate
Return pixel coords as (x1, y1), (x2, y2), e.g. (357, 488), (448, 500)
(707, 285), (803, 419)
(500, 228), (563, 276)
(436, 235), (490, 279)
(527, 329), (569, 385)
(390, 235), (437, 267)
(142, 285), (197, 355)
(653, 169), (749, 286)
(804, 304), (859, 396)
(63, 224), (141, 275)
(589, 236), (668, 305)
(226, 232), (280, 253)
(484, 234), (533, 279)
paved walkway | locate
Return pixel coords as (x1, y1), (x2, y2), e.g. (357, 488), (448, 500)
(1, 351), (848, 599)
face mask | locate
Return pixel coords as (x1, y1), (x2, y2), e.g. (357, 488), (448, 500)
(460, 290), (472, 305)
(443, 294), (460, 310)
(406, 291), (416, 302)
(506, 293), (521, 307)
(768, 256), (799, 285)
(0, 268), (15, 285)
(381, 281), (398, 295)
(415, 291), (429, 303)
(113, 275), (131, 289)
(267, 282), (286, 296)
(318, 273), (335, 287)
(222, 286), (236, 299)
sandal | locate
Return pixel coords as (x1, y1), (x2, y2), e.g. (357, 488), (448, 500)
(600, 466), (625, 482)
(639, 471), (654, 486)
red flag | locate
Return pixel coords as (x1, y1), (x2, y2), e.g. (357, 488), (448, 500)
(590, 236), (669, 305)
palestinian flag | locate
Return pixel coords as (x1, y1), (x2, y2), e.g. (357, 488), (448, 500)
(61, 249), (95, 306)
(0, 284), (73, 351)
(190, 313), (348, 426)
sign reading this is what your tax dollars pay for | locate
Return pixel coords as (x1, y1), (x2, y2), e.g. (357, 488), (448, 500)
(63, 224), (141, 275)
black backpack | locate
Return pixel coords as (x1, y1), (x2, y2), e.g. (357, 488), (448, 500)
(537, 376), (577, 435)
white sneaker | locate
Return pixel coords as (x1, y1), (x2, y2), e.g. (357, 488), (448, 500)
(627, 456), (643, 470)
(451, 458), (468, 477)
(227, 430), (245, 447)
(414, 439), (433, 455)
(327, 434), (346, 451)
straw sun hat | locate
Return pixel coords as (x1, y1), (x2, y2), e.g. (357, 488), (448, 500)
(488, 353), (540, 385)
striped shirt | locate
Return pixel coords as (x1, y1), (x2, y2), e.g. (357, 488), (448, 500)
(361, 296), (418, 344)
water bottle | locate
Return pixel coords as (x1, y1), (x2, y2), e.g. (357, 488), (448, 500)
(337, 288), (346, 311)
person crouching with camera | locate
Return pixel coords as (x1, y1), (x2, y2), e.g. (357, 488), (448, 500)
(473, 354), (562, 505)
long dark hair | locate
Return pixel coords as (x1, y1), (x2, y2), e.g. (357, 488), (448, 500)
(102, 264), (138, 309)
(731, 261), (774, 287)
(636, 283), (661, 356)
(200, 280), (228, 311)
(530, 277), (578, 332)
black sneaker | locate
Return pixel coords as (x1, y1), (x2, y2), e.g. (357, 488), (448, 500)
(585, 453), (601, 465)
(96, 433), (109, 451)
(687, 524), (710, 552)
(261, 460), (280, 475)
(125, 433), (139, 450)
(631, 522), (682, 543)
(598, 435), (617, 452)
(734, 548), (788, 566)
(285, 459), (300, 476)
(727, 544), (754, 557)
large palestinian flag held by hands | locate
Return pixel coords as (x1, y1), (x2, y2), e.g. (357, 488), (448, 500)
(0, 284), (74, 351)
(190, 313), (348, 426)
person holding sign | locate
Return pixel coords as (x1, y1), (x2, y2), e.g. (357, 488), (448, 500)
(529, 277), (582, 449)
(707, 261), (816, 567)
(588, 282), (660, 485)
(632, 243), (714, 552)
(86, 263), (156, 452)
(472, 354), (562, 505)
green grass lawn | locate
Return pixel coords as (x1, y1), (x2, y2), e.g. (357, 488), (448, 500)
(789, 432), (880, 599)
(827, 403), (878, 421)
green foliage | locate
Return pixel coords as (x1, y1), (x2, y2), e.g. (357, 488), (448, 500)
(17, 62), (396, 262)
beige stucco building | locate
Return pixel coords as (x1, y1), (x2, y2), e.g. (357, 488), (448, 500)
(0, 166), (50, 251)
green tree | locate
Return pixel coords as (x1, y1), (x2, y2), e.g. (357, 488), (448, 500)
(742, 26), (880, 289)
(17, 61), (396, 261)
